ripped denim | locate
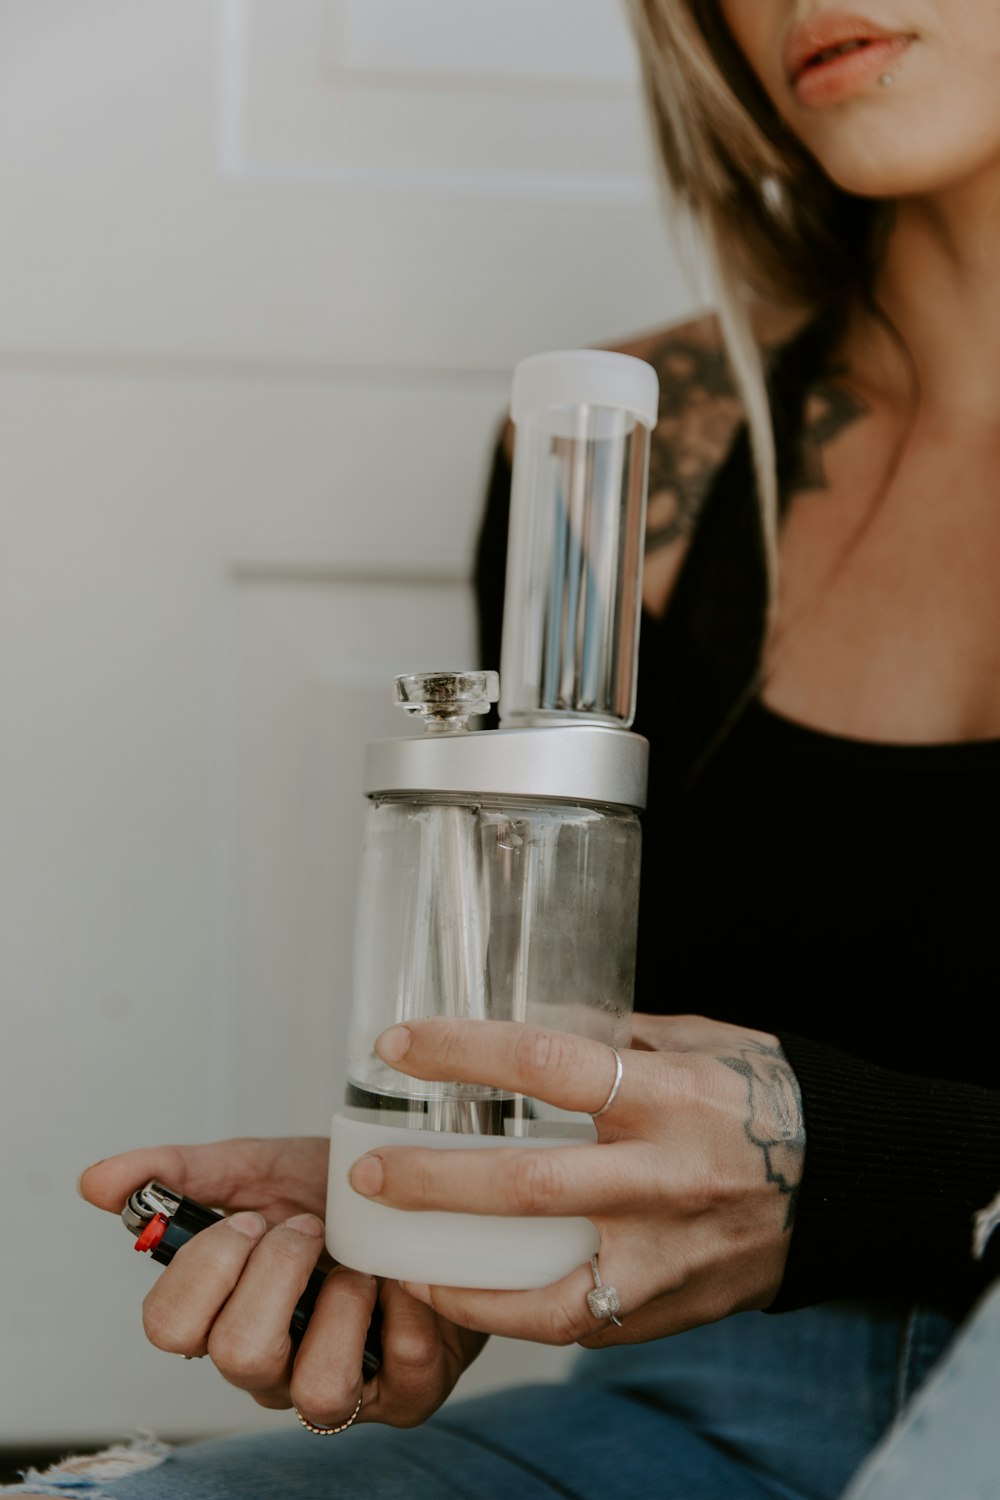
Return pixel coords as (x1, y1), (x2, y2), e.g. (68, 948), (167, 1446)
(4, 1436), (171, 1499)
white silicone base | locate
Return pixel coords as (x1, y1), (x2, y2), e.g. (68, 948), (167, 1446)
(327, 1112), (599, 1289)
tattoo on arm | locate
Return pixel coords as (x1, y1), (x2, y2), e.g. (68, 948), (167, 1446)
(644, 339), (743, 552)
(718, 1042), (805, 1232)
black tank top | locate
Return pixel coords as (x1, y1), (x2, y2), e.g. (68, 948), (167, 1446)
(622, 320), (999, 1080)
(474, 321), (1000, 1311)
(638, 691), (1000, 1084)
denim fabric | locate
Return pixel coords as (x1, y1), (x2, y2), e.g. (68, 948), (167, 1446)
(841, 1281), (1000, 1500)
(4, 1301), (959, 1500)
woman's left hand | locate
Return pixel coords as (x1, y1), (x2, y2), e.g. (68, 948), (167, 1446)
(347, 1014), (805, 1348)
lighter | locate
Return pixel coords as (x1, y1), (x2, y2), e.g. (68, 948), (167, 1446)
(122, 1180), (382, 1378)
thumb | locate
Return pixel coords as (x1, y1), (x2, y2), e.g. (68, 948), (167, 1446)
(77, 1138), (284, 1217)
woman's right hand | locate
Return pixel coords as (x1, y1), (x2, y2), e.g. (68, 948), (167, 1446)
(78, 1138), (487, 1430)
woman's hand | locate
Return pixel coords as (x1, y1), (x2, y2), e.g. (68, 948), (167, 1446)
(78, 1138), (487, 1430)
(347, 1014), (805, 1348)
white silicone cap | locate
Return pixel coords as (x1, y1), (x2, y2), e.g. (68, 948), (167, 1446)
(510, 349), (659, 432)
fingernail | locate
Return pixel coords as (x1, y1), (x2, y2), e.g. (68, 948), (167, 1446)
(75, 1161), (105, 1199)
(282, 1213), (324, 1238)
(375, 1025), (411, 1063)
(226, 1211), (268, 1239)
(349, 1155), (384, 1197)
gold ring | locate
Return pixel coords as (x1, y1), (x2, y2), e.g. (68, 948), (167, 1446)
(295, 1394), (363, 1435)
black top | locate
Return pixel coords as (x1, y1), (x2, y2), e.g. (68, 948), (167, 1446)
(474, 324), (1000, 1316)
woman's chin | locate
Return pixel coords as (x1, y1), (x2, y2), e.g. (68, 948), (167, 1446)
(808, 130), (1000, 203)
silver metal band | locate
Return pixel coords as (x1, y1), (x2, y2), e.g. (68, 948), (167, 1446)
(591, 1047), (623, 1119)
(364, 724), (649, 811)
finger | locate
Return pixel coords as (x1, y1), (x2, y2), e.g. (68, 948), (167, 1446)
(141, 1212), (267, 1356)
(403, 1239), (731, 1352)
(399, 1259), (609, 1347)
(290, 1268), (379, 1428)
(375, 1020), (634, 1120)
(77, 1137), (328, 1221)
(78, 1140), (272, 1215)
(400, 1231), (676, 1349)
(358, 1281), (459, 1427)
(349, 1141), (647, 1218)
(207, 1214), (326, 1400)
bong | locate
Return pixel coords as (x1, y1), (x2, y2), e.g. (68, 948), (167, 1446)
(327, 350), (658, 1290)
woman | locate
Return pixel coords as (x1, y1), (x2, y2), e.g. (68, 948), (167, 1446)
(21, 3), (1000, 1496)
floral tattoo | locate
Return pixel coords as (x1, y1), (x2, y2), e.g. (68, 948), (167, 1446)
(642, 333), (870, 553)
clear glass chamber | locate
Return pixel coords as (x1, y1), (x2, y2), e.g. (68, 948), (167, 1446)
(348, 793), (639, 1120)
(327, 726), (646, 1290)
(500, 403), (649, 727)
(500, 348), (658, 728)
(327, 350), (658, 1290)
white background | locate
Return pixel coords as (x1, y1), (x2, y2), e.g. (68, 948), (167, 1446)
(0, 0), (703, 1444)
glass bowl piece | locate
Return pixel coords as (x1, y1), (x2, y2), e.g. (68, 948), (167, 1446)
(393, 670), (500, 735)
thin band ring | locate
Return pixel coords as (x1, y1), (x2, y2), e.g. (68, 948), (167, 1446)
(295, 1394), (363, 1435)
(591, 1046), (623, 1119)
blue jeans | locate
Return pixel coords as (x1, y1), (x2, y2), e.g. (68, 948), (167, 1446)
(6, 1301), (959, 1500)
(841, 1280), (1000, 1500)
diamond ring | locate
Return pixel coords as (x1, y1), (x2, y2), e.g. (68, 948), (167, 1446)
(586, 1255), (622, 1326)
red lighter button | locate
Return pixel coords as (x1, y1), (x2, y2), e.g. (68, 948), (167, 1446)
(134, 1213), (168, 1254)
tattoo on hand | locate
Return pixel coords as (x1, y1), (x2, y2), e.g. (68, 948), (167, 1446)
(719, 1042), (805, 1231)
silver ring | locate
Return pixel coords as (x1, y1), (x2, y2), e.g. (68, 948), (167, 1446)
(586, 1255), (622, 1326)
(590, 1047), (623, 1119)
(295, 1395), (363, 1435)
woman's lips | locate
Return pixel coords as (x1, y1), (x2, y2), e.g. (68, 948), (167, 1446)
(791, 34), (912, 107)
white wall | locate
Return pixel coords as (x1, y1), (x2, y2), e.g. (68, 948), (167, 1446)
(0, 0), (704, 1443)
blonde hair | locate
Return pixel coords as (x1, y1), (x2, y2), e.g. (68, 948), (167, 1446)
(624, 0), (890, 595)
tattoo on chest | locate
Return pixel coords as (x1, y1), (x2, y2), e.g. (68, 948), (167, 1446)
(788, 377), (870, 498)
(717, 1041), (805, 1231)
(642, 338), (870, 557)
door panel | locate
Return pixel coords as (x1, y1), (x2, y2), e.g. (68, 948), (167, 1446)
(0, 0), (701, 1440)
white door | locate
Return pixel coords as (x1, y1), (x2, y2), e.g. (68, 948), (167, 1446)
(0, 0), (699, 1442)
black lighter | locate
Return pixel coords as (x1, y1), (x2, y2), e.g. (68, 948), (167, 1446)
(122, 1180), (382, 1378)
